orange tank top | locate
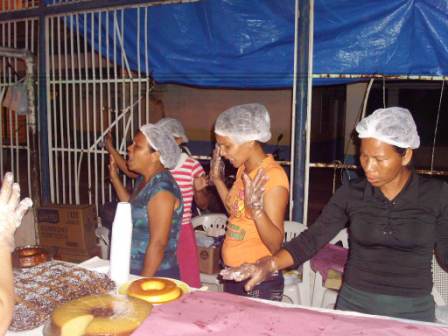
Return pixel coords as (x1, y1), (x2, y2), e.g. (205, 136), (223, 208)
(222, 155), (289, 267)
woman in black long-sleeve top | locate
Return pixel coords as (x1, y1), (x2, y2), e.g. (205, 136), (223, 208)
(221, 107), (448, 322)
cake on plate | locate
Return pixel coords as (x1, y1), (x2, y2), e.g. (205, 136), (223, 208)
(10, 260), (115, 331)
(45, 294), (152, 336)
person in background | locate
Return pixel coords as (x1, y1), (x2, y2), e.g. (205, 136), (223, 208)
(109, 124), (183, 278)
(156, 118), (193, 155)
(210, 103), (289, 301)
(0, 172), (33, 334)
(106, 118), (208, 288)
(222, 107), (448, 322)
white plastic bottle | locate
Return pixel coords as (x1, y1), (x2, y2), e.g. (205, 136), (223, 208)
(109, 202), (133, 286)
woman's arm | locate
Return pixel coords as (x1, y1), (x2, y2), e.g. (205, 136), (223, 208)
(253, 186), (288, 253)
(220, 249), (295, 292)
(243, 170), (287, 254)
(0, 247), (14, 334)
(0, 173), (33, 334)
(193, 176), (210, 209)
(141, 191), (177, 276)
(105, 132), (138, 179)
(109, 155), (130, 202)
(209, 147), (230, 212)
(221, 182), (350, 292)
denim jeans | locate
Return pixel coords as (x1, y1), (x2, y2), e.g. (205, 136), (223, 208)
(223, 271), (284, 301)
(337, 283), (435, 322)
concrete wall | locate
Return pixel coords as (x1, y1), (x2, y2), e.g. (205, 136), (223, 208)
(154, 84), (293, 146)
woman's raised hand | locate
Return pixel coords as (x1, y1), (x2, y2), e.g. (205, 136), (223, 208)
(108, 154), (119, 181)
(209, 145), (224, 184)
(242, 169), (268, 218)
(0, 172), (33, 251)
(104, 131), (113, 151)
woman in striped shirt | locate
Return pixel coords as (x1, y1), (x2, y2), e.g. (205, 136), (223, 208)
(106, 118), (208, 287)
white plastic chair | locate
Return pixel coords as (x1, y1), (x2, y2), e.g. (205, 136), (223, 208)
(311, 228), (348, 308)
(192, 213), (227, 235)
(432, 253), (448, 306)
(192, 213), (228, 291)
(282, 221), (312, 306)
(432, 253), (448, 324)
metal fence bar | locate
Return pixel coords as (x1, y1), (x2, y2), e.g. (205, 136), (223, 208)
(75, 12), (83, 204)
(83, 12), (92, 204)
(105, 10), (112, 201)
(89, 13), (96, 210)
(69, 14), (77, 204)
(57, 15), (66, 203)
(62, 16), (72, 203)
(98, 11), (105, 207)
(24, 19), (31, 199)
(13, 21), (19, 181)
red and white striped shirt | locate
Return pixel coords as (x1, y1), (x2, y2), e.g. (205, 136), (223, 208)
(170, 153), (205, 225)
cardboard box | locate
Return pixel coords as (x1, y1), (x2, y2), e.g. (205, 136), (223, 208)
(37, 204), (97, 251)
(324, 269), (343, 290)
(52, 246), (101, 263)
(197, 246), (221, 274)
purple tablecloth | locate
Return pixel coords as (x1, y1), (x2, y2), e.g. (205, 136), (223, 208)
(310, 244), (348, 282)
(133, 291), (448, 336)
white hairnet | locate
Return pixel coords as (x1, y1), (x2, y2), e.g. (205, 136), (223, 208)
(155, 117), (189, 143)
(214, 103), (272, 144)
(139, 124), (181, 169)
(355, 107), (420, 149)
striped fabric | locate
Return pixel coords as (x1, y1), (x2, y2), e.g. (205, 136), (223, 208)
(170, 153), (205, 225)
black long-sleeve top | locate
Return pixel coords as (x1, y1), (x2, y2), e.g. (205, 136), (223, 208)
(284, 170), (448, 297)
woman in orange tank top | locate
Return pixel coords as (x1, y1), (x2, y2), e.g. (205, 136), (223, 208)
(210, 103), (289, 301)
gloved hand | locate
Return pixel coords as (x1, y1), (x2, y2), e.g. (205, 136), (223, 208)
(220, 256), (278, 292)
(209, 145), (224, 185)
(0, 172), (33, 251)
(242, 169), (268, 218)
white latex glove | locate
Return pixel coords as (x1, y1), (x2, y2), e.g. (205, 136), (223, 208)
(0, 172), (33, 251)
(242, 168), (268, 218)
(220, 256), (278, 292)
(209, 145), (225, 185)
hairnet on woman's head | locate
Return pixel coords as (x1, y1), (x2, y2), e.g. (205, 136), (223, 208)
(155, 117), (189, 143)
(214, 103), (272, 144)
(355, 107), (420, 149)
(139, 124), (181, 169)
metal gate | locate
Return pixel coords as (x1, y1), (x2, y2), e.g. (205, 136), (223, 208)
(0, 15), (38, 199)
(0, 1), (189, 214)
(46, 6), (156, 209)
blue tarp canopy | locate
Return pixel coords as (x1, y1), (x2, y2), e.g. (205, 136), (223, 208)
(64, 0), (448, 88)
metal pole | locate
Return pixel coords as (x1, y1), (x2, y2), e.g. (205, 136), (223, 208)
(292, 0), (314, 223)
(38, 11), (51, 204)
